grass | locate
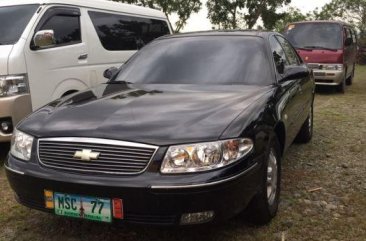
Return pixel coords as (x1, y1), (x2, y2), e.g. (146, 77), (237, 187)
(1, 66), (366, 241)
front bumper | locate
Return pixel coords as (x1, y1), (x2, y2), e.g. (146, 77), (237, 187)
(0, 94), (32, 142)
(313, 69), (345, 86)
(5, 153), (262, 226)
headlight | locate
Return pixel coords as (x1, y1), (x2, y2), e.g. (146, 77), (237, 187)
(161, 138), (254, 174)
(10, 129), (34, 161)
(324, 64), (343, 71)
(0, 74), (29, 97)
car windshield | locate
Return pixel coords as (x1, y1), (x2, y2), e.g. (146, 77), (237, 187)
(0, 4), (39, 45)
(115, 36), (272, 86)
(284, 23), (342, 50)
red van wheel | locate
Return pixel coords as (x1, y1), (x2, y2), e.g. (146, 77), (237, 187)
(346, 65), (355, 86)
(336, 72), (346, 93)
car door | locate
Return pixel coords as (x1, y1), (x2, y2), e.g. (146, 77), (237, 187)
(24, 6), (89, 110)
(350, 28), (358, 73)
(344, 27), (356, 78)
(277, 36), (313, 126)
(269, 35), (301, 146)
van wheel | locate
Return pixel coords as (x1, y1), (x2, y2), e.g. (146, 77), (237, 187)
(336, 73), (346, 93)
(295, 104), (313, 143)
(346, 65), (355, 86)
(247, 136), (281, 225)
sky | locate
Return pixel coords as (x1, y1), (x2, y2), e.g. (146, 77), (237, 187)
(170, 0), (332, 32)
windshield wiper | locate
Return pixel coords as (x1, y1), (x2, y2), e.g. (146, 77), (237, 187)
(303, 46), (338, 51)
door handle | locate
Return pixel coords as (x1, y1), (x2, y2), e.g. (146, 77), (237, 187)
(78, 54), (88, 60)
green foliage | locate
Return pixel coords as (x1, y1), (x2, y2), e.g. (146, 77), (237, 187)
(273, 7), (310, 32)
(206, 0), (291, 30)
(313, 0), (366, 35)
(111, 0), (202, 32)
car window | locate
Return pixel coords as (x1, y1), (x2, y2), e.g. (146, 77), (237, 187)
(269, 36), (289, 73)
(116, 36), (273, 86)
(276, 36), (300, 65)
(40, 14), (81, 46)
(88, 11), (170, 51)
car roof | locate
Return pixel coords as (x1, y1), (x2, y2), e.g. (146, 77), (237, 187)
(160, 30), (278, 39)
(289, 20), (352, 27)
(0, 0), (166, 19)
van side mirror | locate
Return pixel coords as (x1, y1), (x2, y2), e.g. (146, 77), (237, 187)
(33, 30), (56, 49)
(103, 67), (119, 79)
(280, 66), (310, 82)
(345, 37), (353, 47)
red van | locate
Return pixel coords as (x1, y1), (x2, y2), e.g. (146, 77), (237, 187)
(284, 21), (357, 93)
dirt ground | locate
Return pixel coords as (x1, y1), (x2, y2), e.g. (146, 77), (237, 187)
(0, 66), (365, 241)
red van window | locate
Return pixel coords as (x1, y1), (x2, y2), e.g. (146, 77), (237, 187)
(284, 23), (342, 50)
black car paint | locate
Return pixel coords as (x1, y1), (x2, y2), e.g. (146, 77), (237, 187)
(5, 31), (315, 225)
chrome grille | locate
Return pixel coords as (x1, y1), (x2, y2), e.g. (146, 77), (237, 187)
(307, 63), (322, 70)
(38, 138), (158, 175)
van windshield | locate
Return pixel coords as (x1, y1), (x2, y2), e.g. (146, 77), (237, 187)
(284, 23), (342, 50)
(0, 4), (39, 45)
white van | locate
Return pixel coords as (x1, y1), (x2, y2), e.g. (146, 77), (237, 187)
(0, 0), (172, 142)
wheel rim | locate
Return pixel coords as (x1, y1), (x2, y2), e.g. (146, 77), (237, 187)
(267, 149), (278, 205)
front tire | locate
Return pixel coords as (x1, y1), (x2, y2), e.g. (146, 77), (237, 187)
(336, 72), (346, 93)
(247, 136), (281, 225)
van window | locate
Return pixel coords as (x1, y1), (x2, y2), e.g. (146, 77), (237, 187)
(88, 11), (170, 51)
(0, 4), (39, 45)
(284, 23), (342, 50)
(40, 15), (81, 46)
(351, 29), (357, 43)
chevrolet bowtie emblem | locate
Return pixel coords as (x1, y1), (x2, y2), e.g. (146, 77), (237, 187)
(73, 149), (100, 161)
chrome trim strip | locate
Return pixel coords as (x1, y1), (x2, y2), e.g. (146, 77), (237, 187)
(4, 164), (25, 175)
(38, 137), (158, 149)
(150, 163), (258, 189)
(37, 137), (159, 175)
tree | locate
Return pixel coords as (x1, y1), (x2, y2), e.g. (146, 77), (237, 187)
(206, 0), (246, 29)
(206, 0), (291, 30)
(313, 0), (366, 35)
(273, 7), (310, 32)
(111, 0), (202, 32)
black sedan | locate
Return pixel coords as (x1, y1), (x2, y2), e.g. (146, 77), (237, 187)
(5, 31), (315, 226)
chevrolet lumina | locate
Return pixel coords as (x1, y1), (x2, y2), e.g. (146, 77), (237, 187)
(5, 31), (315, 226)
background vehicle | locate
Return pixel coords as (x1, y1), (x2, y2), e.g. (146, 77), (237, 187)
(284, 21), (357, 93)
(6, 31), (315, 226)
(0, 0), (172, 142)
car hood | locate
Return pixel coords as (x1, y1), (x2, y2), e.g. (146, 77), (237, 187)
(0, 45), (13, 75)
(20, 83), (272, 146)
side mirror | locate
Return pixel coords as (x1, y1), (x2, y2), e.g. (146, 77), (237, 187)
(103, 67), (119, 79)
(345, 37), (353, 47)
(33, 30), (56, 49)
(280, 66), (310, 82)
